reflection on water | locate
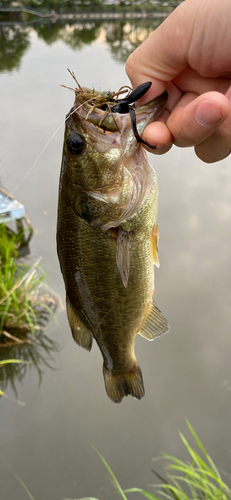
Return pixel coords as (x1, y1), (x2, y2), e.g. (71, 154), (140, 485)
(104, 18), (161, 62)
(56, 21), (101, 49)
(0, 26), (30, 72)
(0, 329), (60, 396)
(0, 10), (231, 500)
(0, 18), (163, 72)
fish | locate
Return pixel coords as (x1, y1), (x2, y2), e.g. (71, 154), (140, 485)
(57, 81), (169, 403)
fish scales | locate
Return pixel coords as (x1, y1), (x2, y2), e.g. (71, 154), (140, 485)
(57, 85), (169, 403)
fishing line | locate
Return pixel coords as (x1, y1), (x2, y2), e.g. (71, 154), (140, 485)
(0, 100), (91, 208)
(9, 121), (64, 198)
(1, 81), (148, 207)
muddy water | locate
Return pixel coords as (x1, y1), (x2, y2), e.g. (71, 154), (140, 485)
(0, 19), (231, 500)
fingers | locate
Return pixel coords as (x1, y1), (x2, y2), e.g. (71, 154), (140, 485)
(126, 5), (189, 104)
(173, 67), (231, 96)
(195, 113), (231, 163)
(126, 0), (231, 104)
(142, 118), (172, 155)
(141, 91), (231, 161)
(125, 0), (231, 163)
(140, 83), (181, 154)
(166, 91), (231, 148)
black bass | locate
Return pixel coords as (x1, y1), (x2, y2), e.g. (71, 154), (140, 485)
(57, 81), (169, 403)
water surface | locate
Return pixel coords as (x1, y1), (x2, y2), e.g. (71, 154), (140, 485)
(0, 18), (231, 500)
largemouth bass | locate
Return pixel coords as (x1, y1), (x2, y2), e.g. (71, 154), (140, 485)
(57, 82), (169, 403)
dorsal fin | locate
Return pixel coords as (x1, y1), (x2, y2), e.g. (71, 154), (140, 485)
(140, 301), (169, 340)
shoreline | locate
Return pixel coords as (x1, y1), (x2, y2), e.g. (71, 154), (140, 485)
(0, 6), (171, 21)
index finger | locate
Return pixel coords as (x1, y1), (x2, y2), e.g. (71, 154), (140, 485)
(125, 6), (189, 103)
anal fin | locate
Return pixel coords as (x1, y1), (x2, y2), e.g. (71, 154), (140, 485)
(140, 301), (169, 340)
(66, 296), (93, 351)
(103, 364), (144, 403)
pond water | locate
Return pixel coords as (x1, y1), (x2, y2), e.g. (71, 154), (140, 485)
(0, 16), (231, 500)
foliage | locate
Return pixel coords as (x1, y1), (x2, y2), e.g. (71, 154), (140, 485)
(0, 223), (58, 346)
(0, 9), (172, 72)
(75, 423), (231, 500)
(0, 0), (180, 15)
(4, 0), (179, 9)
(0, 26), (30, 73)
(4, 423), (231, 499)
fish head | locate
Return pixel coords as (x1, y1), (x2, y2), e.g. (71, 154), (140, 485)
(62, 105), (121, 193)
(61, 90), (167, 228)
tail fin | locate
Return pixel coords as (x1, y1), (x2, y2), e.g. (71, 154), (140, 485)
(103, 364), (145, 403)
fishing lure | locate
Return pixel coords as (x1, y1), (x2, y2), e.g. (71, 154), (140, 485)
(63, 70), (168, 149)
(110, 82), (159, 149)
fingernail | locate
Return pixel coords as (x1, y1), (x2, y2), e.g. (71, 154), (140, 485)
(195, 101), (223, 127)
(225, 85), (231, 102)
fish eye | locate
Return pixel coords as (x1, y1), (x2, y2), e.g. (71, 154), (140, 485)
(66, 134), (85, 155)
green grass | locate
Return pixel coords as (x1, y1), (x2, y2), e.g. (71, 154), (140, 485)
(0, 222), (61, 403)
(75, 422), (231, 500)
(5, 423), (230, 500)
(0, 223), (59, 346)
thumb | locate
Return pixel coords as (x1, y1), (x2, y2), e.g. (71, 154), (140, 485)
(126, 4), (190, 102)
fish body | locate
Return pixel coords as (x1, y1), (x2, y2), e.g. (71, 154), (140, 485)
(57, 87), (169, 402)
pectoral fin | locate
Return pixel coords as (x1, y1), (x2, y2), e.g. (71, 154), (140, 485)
(66, 296), (93, 351)
(152, 224), (160, 268)
(140, 301), (169, 340)
(115, 228), (132, 288)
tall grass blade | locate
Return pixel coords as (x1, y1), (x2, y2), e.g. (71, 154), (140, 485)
(0, 388), (8, 397)
(94, 449), (128, 500)
(4, 465), (35, 500)
(75, 423), (231, 500)
(124, 487), (161, 499)
(13, 472), (35, 500)
(0, 359), (31, 366)
(151, 469), (180, 500)
(186, 420), (222, 480)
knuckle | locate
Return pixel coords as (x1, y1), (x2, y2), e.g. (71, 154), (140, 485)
(195, 132), (231, 163)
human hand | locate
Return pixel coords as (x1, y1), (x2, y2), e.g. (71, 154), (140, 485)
(126, 0), (231, 163)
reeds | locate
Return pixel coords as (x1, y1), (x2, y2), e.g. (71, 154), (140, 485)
(76, 422), (231, 500)
(5, 423), (231, 499)
(0, 223), (59, 346)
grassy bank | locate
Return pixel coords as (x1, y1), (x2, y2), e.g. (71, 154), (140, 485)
(0, 223), (58, 346)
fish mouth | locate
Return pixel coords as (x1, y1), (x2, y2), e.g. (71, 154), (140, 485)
(74, 90), (168, 135)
